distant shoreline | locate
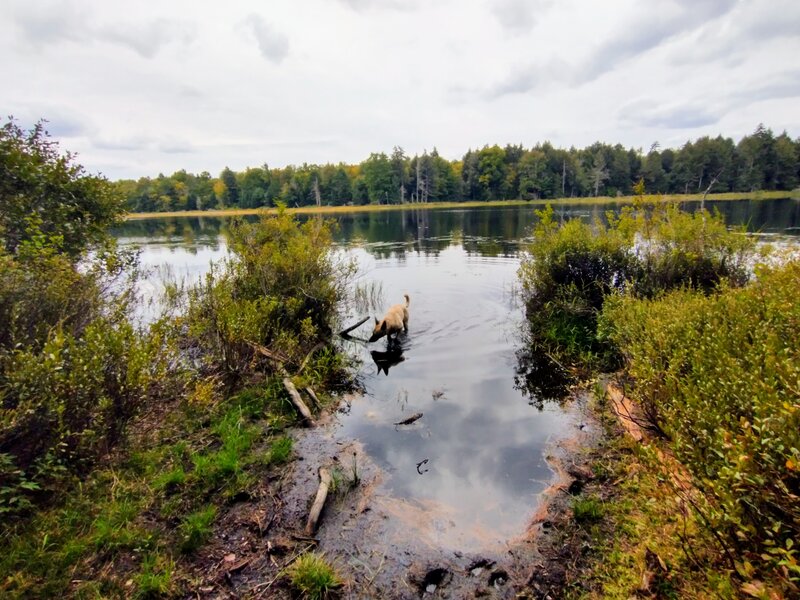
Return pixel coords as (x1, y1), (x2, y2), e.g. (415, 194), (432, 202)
(124, 190), (796, 220)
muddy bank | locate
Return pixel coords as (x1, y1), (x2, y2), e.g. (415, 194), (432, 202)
(270, 388), (603, 599)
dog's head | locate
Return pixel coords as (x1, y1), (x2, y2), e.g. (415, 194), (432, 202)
(369, 318), (387, 342)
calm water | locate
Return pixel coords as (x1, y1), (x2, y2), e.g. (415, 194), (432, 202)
(113, 199), (800, 549)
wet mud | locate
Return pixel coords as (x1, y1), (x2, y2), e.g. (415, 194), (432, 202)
(272, 389), (602, 599)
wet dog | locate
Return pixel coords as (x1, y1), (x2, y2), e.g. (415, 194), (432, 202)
(369, 294), (410, 343)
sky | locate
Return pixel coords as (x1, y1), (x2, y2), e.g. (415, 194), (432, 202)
(2, 0), (799, 180)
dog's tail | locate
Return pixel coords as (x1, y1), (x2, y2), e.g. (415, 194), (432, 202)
(403, 293), (410, 306)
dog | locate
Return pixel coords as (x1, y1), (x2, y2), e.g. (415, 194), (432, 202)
(369, 294), (410, 343)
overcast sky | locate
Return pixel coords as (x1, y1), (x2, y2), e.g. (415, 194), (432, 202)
(2, 0), (799, 180)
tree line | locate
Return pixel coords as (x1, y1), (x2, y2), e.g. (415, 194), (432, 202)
(119, 124), (800, 212)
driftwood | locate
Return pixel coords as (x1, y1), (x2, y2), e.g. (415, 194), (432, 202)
(339, 316), (370, 338)
(305, 467), (332, 535)
(246, 339), (317, 423)
(394, 412), (423, 426)
(246, 340), (290, 366)
(283, 378), (314, 425)
(304, 387), (321, 409)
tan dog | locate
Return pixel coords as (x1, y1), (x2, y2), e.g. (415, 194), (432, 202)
(369, 294), (410, 343)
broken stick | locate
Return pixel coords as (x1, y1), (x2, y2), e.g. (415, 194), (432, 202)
(305, 467), (332, 536)
(283, 378), (314, 425)
(339, 316), (369, 337)
(394, 412), (423, 426)
(304, 387), (321, 409)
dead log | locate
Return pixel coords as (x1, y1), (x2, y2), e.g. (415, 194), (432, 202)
(394, 412), (423, 426)
(304, 387), (321, 409)
(283, 378), (314, 425)
(339, 316), (369, 337)
(245, 340), (290, 365)
(305, 467), (332, 535)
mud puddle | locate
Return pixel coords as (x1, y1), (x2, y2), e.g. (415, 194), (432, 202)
(281, 391), (598, 598)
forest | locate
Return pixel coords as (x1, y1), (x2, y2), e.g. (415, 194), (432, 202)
(119, 124), (800, 213)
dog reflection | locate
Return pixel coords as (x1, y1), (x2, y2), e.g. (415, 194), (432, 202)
(370, 348), (405, 376)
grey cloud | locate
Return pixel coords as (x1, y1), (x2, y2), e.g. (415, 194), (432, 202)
(485, 59), (569, 98)
(490, 0), (551, 35)
(618, 71), (800, 130)
(98, 19), (196, 59)
(487, 0), (738, 98)
(729, 71), (800, 106)
(11, 4), (193, 58)
(244, 15), (289, 64)
(12, 3), (87, 46)
(619, 100), (721, 129)
(159, 141), (195, 154)
(670, 2), (800, 68)
(92, 136), (152, 152)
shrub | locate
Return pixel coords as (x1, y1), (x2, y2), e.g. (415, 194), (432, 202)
(0, 119), (123, 258)
(518, 203), (634, 368)
(518, 185), (755, 371)
(185, 207), (355, 382)
(0, 120), (167, 518)
(287, 552), (342, 599)
(601, 260), (800, 583)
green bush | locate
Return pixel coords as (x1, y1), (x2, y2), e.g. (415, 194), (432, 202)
(185, 207), (354, 382)
(601, 261), (800, 583)
(0, 120), (123, 258)
(518, 203), (634, 368)
(0, 120), (166, 518)
(518, 187), (755, 370)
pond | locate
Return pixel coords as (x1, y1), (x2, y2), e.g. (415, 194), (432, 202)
(113, 198), (800, 550)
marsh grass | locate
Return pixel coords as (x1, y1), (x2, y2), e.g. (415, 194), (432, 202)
(287, 552), (342, 599)
(179, 505), (216, 553)
(572, 496), (604, 523)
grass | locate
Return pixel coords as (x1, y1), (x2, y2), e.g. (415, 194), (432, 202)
(179, 505), (216, 553)
(562, 388), (741, 599)
(572, 496), (604, 523)
(287, 552), (342, 599)
(124, 190), (795, 220)
(269, 435), (293, 464)
(0, 378), (313, 597)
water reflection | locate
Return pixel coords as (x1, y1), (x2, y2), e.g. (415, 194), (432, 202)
(513, 344), (574, 410)
(114, 199), (800, 263)
(370, 347), (406, 376)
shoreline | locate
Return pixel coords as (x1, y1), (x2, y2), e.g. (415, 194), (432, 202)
(123, 190), (796, 220)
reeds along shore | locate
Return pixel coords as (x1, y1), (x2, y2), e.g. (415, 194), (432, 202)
(123, 190), (796, 220)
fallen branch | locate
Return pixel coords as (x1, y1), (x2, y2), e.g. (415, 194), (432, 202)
(339, 316), (370, 337)
(305, 467), (332, 535)
(245, 340), (290, 365)
(394, 412), (423, 426)
(297, 341), (327, 375)
(283, 378), (314, 425)
(304, 387), (321, 409)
